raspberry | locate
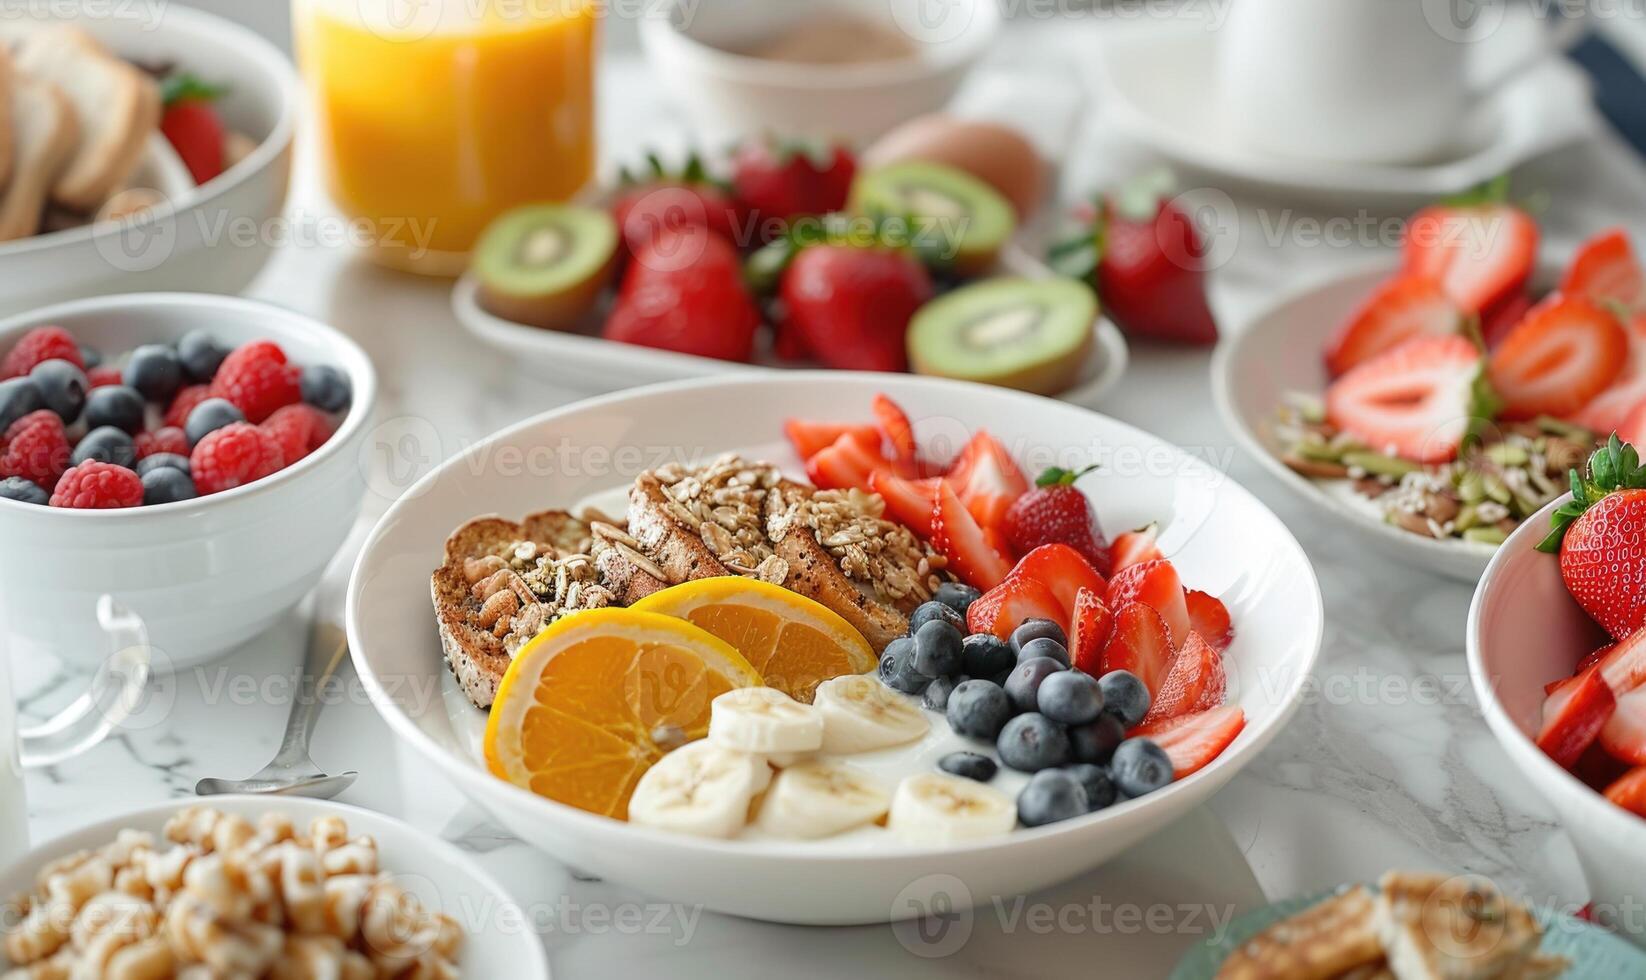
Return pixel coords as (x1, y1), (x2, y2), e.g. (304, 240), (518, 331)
(87, 366), (123, 388)
(2, 326), (83, 379)
(209, 341), (299, 423)
(262, 404), (333, 464)
(0, 410), (71, 490)
(163, 384), (212, 428)
(49, 461), (143, 509)
(191, 422), (285, 494)
(135, 426), (189, 459)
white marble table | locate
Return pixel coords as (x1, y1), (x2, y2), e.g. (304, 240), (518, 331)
(16, 20), (1646, 975)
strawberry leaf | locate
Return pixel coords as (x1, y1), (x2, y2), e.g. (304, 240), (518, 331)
(161, 73), (227, 106)
(1538, 432), (1646, 552)
(1034, 464), (1099, 488)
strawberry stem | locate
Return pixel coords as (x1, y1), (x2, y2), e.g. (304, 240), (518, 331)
(1035, 464), (1099, 488)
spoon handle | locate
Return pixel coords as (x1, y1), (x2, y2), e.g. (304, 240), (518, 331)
(271, 613), (348, 768)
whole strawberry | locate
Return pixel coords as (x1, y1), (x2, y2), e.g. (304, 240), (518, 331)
(777, 242), (933, 372)
(1004, 466), (1112, 576)
(612, 153), (742, 255)
(732, 138), (856, 240)
(1539, 435), (1646, 639)
(603, 227), (761, 362)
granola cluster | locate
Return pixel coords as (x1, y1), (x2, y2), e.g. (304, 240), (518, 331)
(652, 456), (790, 584)
(770, 486), (946, 604)
(463, 537), (616, 654)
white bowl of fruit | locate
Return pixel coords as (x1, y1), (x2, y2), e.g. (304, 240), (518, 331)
(348, 374), (1322, 924)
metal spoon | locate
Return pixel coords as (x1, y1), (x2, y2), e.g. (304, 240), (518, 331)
(195, 600), (358, 799)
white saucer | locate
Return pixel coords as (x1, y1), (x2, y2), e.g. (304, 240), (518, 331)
(1092, 22), (1599, 201)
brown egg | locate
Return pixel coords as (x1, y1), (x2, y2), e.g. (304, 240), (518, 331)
(862, 115), (1047, 221)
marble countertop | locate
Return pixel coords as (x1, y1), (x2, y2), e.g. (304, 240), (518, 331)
(15, 19), (1646, 976)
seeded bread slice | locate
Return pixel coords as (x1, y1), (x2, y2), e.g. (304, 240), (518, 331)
(431, 516), (546, 710)
(765, 480), (909, 652)
(0, 74), (77, 242)
(1372, 872), (1545, 980)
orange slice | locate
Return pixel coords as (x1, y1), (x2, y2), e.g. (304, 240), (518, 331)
(632, 578), (875, 703)
(484, 608), (761, 820)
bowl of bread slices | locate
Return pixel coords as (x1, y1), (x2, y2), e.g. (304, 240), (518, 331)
(0, 5), (297, 317)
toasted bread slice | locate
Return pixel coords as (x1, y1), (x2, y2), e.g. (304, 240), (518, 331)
(0, 74), (77, 241)
(626, 472), (736, 584)
(766, 480), (910, 651)
(1373, 872), (1544, 980)
(0, 48), (14, 188)
(1213, 886), (1382, 980)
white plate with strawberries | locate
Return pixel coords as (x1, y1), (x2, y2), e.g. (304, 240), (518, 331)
(1216, 190), (1646, 583)
(347, 373), (1322, 924)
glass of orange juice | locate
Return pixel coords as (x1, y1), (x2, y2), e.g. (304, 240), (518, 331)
(294, 0), (600, 275)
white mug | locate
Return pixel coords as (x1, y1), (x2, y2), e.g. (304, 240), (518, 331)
(1218, 0), (1585, 165)
(0, 598), (150, 867)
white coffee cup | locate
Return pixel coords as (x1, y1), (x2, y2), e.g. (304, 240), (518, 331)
(0, 598), (150, 867)
(1218, 0), (1585, 165)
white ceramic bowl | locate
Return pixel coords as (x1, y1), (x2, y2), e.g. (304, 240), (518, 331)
(0, 4), (299, 318)
(639, 0), (1000, 144)
(1468, 497), (1646, 942)
(347, 373), (1324, 925)
(0, 294), (376, 670)
(0, 796), (546, 977)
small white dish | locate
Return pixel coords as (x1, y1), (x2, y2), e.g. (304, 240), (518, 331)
(0, 795), (548, 977)
(1092, 21), (1598, 201)
(347, 373), (1323, 925)
(1468, 498), (1646, 945)
(0, 293), (377, 670)
(453, 244), (1130, 405)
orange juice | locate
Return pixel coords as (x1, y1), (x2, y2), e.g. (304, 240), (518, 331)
(294, 0), (599, 274)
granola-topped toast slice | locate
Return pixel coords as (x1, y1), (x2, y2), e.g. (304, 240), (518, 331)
(1372, 872), (1552, 980)
(1213, 885), (1383, 980)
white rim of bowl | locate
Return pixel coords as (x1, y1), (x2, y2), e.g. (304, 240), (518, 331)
(638, 0), (1001, 90)
(0, 3), (301, 261)
(0, 292), (377, 521)
(347, 372), (1325, 861)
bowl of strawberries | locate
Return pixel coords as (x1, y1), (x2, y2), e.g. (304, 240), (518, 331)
(0, 293), (375, 669)
(1469, 435), (1646, 941)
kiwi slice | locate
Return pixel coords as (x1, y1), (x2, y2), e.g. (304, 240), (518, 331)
(473, 204), (618, 331)
(908, 277), (1097, 395)
(850, 161), (1016, 275)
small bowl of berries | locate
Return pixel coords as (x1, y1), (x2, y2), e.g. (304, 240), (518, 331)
(0, 292), (376, 669)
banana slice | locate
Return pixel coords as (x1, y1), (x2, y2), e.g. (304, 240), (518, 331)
(708, 687), (825, 754)
(754, 760), (892, 839)
(628, 740), (770, 838)
(813, 674), (929, 754)
(888, 772), (1016, 845)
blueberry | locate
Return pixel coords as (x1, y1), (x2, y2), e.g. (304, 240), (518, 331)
(136, 453), (191, 477)
(1017, 636), (1070, 668)
(1110, 738), (1173, 798)
(185, 398), (245, 447)
(122, 345), (184, 403)
(933, 581), (982, 615)
(301, 364), (352, 413)
(922, 674), (966, 712)
(938, 751), (997, 782)
(1004, 656), (1066, 714)
(72, 426), (137, 469)
(29, 359), (86, 423)
(961, 633), (1015, 679)
(84, 385), (145, 434)
(878, 637), (930, 695)
(1017, 769), (1087, 826)
(79, 344), (103, 369)
(997, 713), (1071, 773)
(141, 466), (196, 505)
(912, 619), (964, 677)
(176, 329), (229, 382)
(0, 477), (48, 505)
(1064, 763), (1118, 811)
(910, 599), (964, 634)
(0, 377), (42, 432)
(1099, 670), (1151, 728)
(1011, 618), (1067, 655)
(946, 679), (1013, 741)
(1069, 713), (1126, 765)
(1036, 670), (1104, 725)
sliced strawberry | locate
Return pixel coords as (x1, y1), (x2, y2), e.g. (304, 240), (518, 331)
(1595, 628), (1646, 696)
(785, 419), (880, 461)
(871, 394), (918, 475)
(1131, 705), (1246, 779)
(1604, 766), (1646, 817)
(967, 574), (1066, 640)
(1013, 543), (1108, 624)
(1100, 603), (1176, 698)
(805, 432), (892, 492)
(1572, 315), (1646, 434)
(1069, 587), (1114, 676)
(946, 430), (1029, 530)
(1111, 523), (1164, 572)
(1579, 642), (1617, 676)
(1325, 275), (1463, 377)
(930, 479), (1013, 591)
(1561, 228), (1646, 315)
(1107, 559), (1191, 650)
(1141, 631), (1225, 724)
(1488, 294), (1627, 421)
(1185, 590), (1234, 652)
(1404, 202), (1539, 315)
(1600, 685), (1646, 766)
(868, 471), (940, 538)
(1575, 741), (1635, 794)
(1536, 666), (1617, 770)
(1324, 335), (1489, 464)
